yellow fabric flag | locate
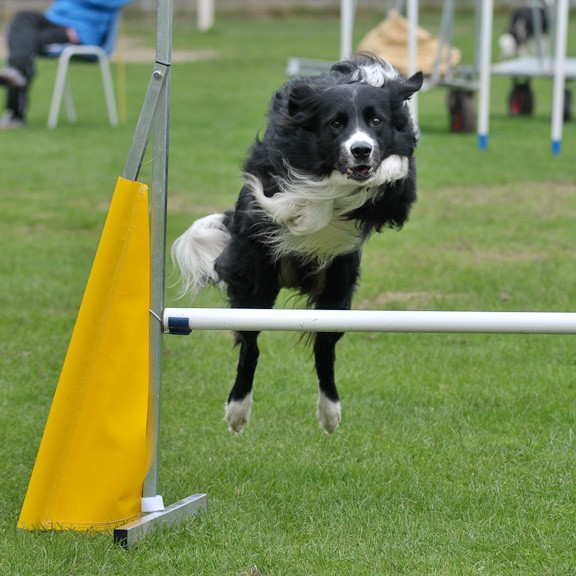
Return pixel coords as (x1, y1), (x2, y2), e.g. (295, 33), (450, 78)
(18, 177), (150, 531)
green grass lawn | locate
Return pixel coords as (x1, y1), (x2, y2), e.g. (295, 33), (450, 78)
(1, 8), (575, 575)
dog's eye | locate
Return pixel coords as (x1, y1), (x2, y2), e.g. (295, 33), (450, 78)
(371, 116), (383, 126)
(330, 120), (343, 129)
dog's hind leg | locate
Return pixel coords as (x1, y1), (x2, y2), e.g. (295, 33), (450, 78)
(312, 252), (361, 433)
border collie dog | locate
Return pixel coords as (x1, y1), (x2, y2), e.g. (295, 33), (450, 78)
(499, 1), (550, 59)
(172, 55), (423, 434)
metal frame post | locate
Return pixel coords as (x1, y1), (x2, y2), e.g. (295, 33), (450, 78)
(114, 0), (207, 548)
(340, 0), (355, 60)
(477, 0), (493, 150)
(551, 0), (569, 154)
(406, 0), (419, 120)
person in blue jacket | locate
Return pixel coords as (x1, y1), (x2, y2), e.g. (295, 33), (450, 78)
(0, 0), (132, 129)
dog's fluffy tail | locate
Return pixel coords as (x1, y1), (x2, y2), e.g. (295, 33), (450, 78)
(171, 212), (231, 298)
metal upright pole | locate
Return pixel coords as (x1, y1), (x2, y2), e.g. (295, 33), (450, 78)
(406, 0), (419, 121)
(340, 0), (354, 60)
(141, 0), (173, 513)
(551, 0), (569, 155)
(477, 0), (493, 150)
(114, 0), (207, 548)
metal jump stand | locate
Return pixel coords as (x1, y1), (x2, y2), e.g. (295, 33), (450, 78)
(112, 0), (207, 548)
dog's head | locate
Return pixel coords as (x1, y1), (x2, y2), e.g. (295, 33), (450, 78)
(273, 56), (423, 185)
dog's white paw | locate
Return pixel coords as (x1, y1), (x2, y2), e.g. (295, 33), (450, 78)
(225, 394), (253, 433)
(317, 392), (341, 434)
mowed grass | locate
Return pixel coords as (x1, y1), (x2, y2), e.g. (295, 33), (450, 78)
(1, 8), (575, 575)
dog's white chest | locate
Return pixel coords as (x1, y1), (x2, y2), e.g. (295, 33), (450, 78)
(246, 172), (372, 263)
(278, 214), (365, 261)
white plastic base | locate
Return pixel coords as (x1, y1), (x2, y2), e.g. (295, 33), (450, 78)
(141, 495), (165, 513)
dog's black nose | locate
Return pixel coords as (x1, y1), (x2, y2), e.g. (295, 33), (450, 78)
(350, 142), (372, 159)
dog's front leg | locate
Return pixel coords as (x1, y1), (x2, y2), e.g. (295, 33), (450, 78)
(216, 237), (280, 433)
(225, 330), (260, 433)
(312, 251), (360, 433)
(314, 331), (344, 433)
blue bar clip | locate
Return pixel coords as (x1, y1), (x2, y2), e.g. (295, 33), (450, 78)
(167, 316), (192, 335)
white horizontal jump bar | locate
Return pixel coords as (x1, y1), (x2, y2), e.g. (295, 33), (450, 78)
(163, 308), (576, 335)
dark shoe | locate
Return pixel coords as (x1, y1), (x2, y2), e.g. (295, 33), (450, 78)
(0, 66), (28, 89)
(0, 111), (26, 130)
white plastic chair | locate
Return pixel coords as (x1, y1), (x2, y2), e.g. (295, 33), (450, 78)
(42, 14), (121, 128)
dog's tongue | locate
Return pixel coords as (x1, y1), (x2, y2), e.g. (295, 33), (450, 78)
(347, 165), (372, 180)
(353, 166), (371, 176)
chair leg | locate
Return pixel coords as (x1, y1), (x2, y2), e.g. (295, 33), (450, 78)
(63, 81), (77, 124)
(48, 52), (72, 129)
(98, 56), (119, 126)
(48, 47), (118, 128)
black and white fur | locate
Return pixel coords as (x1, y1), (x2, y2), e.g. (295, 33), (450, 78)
(172, 55), (423, 434)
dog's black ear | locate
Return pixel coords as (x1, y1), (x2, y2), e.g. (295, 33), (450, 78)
(399, 71), (424, 100)
(330, 60), (356, 76)
(287, 83), (318, 116)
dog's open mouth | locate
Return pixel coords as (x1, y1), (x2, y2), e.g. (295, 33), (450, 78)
(345, 165), (374, 182)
